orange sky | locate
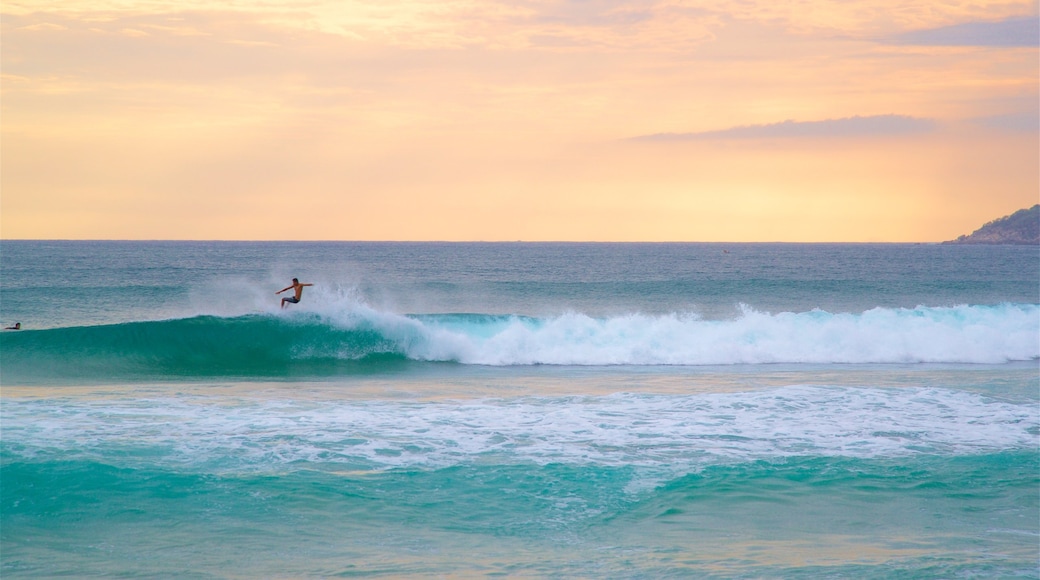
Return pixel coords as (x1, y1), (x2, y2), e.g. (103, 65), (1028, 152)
(2, 0), (1037, 241)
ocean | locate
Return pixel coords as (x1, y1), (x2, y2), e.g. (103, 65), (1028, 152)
(1, 241), (1037, 578)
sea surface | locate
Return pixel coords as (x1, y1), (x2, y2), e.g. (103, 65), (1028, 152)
(1, 241), (1038, 578)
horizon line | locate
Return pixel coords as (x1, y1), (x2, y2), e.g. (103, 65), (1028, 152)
(0, 238), (974, 244)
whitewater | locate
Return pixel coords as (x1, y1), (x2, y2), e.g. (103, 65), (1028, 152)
(2, 241), (1038, 578)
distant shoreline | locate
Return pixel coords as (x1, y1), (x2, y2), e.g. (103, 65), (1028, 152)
(943, 205), (1039, 245)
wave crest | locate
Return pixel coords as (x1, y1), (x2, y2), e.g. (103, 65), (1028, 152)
(445, 304), (1038, 366)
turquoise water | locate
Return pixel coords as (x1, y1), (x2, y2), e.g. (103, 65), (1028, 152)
(2, 242), (1038, 578)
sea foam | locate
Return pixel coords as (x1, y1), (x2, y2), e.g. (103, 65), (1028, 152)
(393, 303), (1040, 365)
(3, 387), (1036, 474)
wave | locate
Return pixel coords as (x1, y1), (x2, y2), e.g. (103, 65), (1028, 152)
(1, 303), (1037, 381)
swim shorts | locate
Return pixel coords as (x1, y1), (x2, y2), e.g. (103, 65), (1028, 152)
(285, 297), (300, 304)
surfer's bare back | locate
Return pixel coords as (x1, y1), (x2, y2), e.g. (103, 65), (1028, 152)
(276, 278), (313, 308)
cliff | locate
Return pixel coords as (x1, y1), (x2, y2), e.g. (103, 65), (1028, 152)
(944, 205), (1039, 245)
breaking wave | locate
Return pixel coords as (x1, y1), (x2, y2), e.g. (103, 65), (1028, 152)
(2, 300), (1036, 382)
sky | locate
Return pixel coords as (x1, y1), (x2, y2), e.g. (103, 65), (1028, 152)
(2, 0), (1037, 241)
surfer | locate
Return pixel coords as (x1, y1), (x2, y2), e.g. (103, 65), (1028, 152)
(5, 322), (21, 330)
(276, 278), (313, 308)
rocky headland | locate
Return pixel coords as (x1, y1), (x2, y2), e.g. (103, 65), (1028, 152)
(944, 205), (1039, 245)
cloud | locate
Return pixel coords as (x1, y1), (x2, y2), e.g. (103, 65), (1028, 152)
(971, 112), (1040, 133)
(630, 115), (937, 142)
(19, 22), (68, 32)
(223, 39), (280, 48)
(2, 12), (316, 84)
(890, 16), (1038, 47)
(526, 0), (654, 27)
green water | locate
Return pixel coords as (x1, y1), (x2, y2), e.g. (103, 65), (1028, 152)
(4, 451), (1037, 577)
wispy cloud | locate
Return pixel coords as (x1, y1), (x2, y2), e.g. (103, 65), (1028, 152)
(890, 16), (1038, 47)
(971, 112), (1040, 132)
(19, 22), (68, 32)
(630, 115), (936, 142)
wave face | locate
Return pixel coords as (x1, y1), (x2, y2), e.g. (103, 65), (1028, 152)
(2, 303), (1036, 381)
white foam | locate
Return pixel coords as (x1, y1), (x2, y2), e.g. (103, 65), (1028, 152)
(4, 387), (1036, 475)
(368, 303), (1037, 365)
